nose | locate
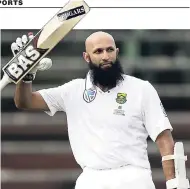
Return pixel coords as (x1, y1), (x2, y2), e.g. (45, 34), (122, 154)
(102, 51), (109, 61)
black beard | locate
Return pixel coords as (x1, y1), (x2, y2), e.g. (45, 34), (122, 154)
(88, 58), (124, 89)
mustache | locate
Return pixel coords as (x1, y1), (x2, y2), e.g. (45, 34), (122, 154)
(99, 61), (113, 67)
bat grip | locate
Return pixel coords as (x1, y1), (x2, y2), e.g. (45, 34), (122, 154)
(0, 74), (12, 91)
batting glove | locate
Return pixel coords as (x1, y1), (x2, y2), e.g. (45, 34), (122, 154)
(11, 32), (52, 83)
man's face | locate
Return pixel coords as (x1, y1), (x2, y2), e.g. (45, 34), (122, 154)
(83, 33), (124, 89)
(85, 38), (118, 69)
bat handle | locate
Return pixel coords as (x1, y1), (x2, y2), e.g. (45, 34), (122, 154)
(0, 74), (12, 91)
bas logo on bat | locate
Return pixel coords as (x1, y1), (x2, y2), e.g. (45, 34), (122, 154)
(57, 5), (85, 21)
(3, 44), (47, 82)
(3, 5), (87, 83)
(0, 0), (90, 91)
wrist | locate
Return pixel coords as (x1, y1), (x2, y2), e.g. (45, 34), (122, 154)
(166, 175), (175, 181)
(22, 73), (36, 83)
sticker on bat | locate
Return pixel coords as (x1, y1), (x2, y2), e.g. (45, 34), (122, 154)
(3, 45), (48, 83)
(57, 5), (86, 21)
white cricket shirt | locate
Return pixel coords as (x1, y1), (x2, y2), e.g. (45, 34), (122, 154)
(38, 72), (173, 170)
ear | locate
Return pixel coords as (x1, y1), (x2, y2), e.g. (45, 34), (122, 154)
(83, 52), (90, 63)
(116, 48), (119, 56)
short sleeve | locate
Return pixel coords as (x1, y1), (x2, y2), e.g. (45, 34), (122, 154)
(37, 84), (69, 116)
(142, 81), (173, 142)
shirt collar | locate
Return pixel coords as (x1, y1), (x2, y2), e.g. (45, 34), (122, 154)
(83, 71), (97, 103)
(85, 71), (126, 91)
(85, 71), (95, 90)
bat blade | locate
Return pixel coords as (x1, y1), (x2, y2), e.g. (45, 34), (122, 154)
(37, 2), (89, 49)
(1, 0), (90, 90)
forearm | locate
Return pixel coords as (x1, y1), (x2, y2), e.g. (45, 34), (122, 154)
(156, 130), (175, 181)
(14, 81), (33, 109)
(160, 143), (175, 181)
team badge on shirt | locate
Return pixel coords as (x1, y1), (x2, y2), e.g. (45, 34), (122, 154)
(116, 93), (127, 104)
(113, 105), (125, 116)
(83, 88), (97, 103)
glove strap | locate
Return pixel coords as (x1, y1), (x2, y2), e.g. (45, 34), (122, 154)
(22, 73), (36, 83)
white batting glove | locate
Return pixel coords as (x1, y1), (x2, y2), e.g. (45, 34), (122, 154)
(11, 32), (52, 83)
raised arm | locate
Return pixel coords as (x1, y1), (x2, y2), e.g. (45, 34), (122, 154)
(14, 81), (49, 111)
(11, 33), (52, 111)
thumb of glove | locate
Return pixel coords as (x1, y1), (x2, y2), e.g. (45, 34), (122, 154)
(36, 58), (52, 71)
(29, 57), (52, 74)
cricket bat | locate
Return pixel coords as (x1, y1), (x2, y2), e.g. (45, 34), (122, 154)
(0, 0), (90, 91)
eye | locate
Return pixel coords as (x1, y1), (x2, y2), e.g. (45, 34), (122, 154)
(107, 47), (114, 52)
(94, 49), (103, 54)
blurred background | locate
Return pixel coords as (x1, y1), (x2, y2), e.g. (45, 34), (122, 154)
(1, 29), (190, 189)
